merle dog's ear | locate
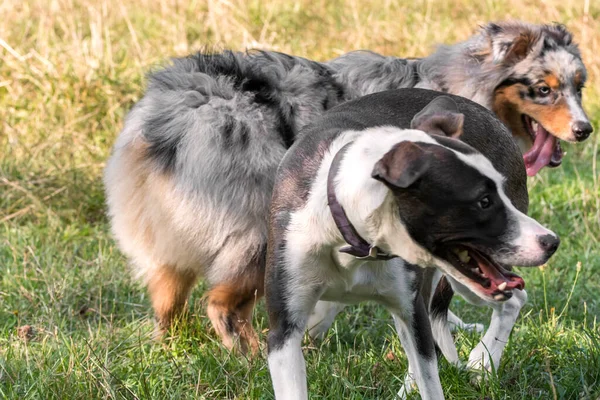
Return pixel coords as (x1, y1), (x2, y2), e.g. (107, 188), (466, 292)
(483, 22), (540, 64)
(372, 141), (431, 189)
(411, 96), (464, 139)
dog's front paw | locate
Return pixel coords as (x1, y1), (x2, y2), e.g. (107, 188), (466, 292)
(467, 343), (497, 384)
(396, 373), (416, 399)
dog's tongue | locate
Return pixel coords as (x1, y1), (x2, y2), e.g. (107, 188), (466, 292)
(523, 124), (559, 177)
(471, 251), (525, 291)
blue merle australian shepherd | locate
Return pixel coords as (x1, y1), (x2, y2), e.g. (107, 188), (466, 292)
(104, 21), (592, 371)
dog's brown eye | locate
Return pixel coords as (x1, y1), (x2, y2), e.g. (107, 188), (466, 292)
(538, 86), (551, 96)
(478, 196), (492, 209)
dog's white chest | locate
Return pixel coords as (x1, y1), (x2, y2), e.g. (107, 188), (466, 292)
(320, 259), (411, 304)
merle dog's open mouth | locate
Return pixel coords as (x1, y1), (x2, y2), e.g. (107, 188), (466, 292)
(444, 246), (525, 301)
(522, 115), (563, 176)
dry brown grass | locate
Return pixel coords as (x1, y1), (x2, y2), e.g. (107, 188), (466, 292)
(1, 0), (598, 273)
(1, 1), (595, 225)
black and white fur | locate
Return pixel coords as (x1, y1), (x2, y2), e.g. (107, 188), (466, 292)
(266, 91), (559, 399)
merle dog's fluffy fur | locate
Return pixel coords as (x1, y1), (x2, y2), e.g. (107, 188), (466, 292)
(104, 21), (589, 356)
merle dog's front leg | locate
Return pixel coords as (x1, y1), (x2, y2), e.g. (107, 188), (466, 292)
(391, 292), (444, 399)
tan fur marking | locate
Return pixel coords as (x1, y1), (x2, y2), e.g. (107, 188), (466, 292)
(206, 282), (262, 355)
(492, 85), (531, 149)
(529, 101), (573, 139)
(543, 73), (560, 90)
(493, 83), (575, 144)
(148, 266), (198, 329)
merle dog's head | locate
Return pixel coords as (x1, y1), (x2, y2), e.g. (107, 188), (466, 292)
(483, 21), (592, 176)
(371, 97), (559, 302)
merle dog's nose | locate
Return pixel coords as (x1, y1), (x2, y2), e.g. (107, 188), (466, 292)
(538, 234), (560, 256)
(572, 121), (593, 142)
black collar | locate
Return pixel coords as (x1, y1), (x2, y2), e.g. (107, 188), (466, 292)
(327, 143), (396, 261)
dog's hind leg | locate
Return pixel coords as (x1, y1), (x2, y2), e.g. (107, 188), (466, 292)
(148, 265), (198, 333)
(205, 236), (266, 355)
(307, 301), (346, 340)
(206, 283), (262, 355)
(428, 275), (460, 366)
(390, 293), (443, 400)
(386, 266), (443, 400)
(447, 310), (484, 333)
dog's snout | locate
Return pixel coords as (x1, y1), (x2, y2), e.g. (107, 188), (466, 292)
(572, 121), (593, 142)
(538, 234), (560, 256)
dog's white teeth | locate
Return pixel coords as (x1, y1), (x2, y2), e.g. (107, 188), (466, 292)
(471, 268), (479, 274)
(497, 282), (508, 291)
(458, 250), (471, 263)
(531, 120), (539, 132)
(494, 294), (505, 301)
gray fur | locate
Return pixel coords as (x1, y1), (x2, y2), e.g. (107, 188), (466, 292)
(327, 51), (420, 98)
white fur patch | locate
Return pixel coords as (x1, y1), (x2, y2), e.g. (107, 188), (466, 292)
(268, 331), (307, 400)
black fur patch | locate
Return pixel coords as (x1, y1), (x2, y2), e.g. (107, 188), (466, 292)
(495, 77), (532, 90)
(406, 263), (435, 359)
(429, 276), (454, 321)
(222, 315), (236, 336)
(144, 111), (182, 173)
(266, 214), (300, 352)
(486, 23), (503, 35)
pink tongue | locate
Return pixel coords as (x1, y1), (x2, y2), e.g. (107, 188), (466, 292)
(523, 125), (557, 177)
(470, 251), (525, 291)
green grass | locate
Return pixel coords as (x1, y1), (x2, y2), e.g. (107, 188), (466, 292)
(1, 0), (599, 398)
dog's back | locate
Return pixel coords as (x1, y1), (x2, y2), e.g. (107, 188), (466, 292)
(278, 89), (528, 215)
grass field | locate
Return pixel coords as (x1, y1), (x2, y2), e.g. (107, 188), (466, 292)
(1, 0), (600, 398)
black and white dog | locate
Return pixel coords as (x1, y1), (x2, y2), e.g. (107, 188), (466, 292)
(265, 89), (560, 399)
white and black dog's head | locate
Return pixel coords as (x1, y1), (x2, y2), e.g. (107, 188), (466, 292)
(370, 97), (559, 301)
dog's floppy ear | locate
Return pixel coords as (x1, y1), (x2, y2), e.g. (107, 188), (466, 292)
(372, 141), (431, 189)
(483, 22), (540, 64)
(411, 96), (464, 139)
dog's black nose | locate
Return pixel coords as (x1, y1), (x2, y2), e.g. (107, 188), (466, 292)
(572, 121), (593, 142)
(538, 234), (560, 256)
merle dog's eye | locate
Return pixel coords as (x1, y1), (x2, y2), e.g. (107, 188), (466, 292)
(478, 196), (492, 209)
(538, 86), (551, 96)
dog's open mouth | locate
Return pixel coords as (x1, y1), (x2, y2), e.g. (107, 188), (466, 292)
(522, 115), (563, 177)
(445, 246), (525, 301)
